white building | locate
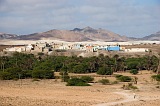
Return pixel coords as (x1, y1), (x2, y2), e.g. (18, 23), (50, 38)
(125, 48), (149, 52)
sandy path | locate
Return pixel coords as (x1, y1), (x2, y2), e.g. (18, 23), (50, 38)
(92, 91), (138, 106)
(93, 90), (160, 106)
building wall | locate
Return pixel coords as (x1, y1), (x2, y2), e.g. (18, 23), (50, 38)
(125, 48), (148, 52)
(107, 46), (120, 51)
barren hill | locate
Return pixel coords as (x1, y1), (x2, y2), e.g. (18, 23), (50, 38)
(0, 33), (17, 39)
(141, 31), (160, 41)
(16, 27), (129, 42)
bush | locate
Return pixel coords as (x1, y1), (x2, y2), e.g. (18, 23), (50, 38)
(72, 64), (88, 73)
(122, 83), (138, 90)
(99, 79), (110, 85)
(66, 78), (90, 86)
(32, 70), (54, 79)
(117, 76), (132, 82)
(111, 81), (119, 84)
(115, 74), (123, 79)
(97, 66), (112, 75)
(80, 76), (94, 83)
(152, 75), (160, 81)
(130, 69), (138, 75)
(5, 67), (22, 79)
(0, 71), (11, 80)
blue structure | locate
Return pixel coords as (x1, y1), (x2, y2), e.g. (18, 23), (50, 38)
(107, 45), (120, 51)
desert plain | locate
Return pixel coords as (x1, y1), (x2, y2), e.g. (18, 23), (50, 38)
(0, 71), (160, 106)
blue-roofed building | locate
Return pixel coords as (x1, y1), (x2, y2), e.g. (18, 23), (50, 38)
(107, 45), (120, 51)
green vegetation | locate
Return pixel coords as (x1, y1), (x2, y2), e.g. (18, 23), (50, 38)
(97, 66), (112, 75)
(32, 70), (54, 79)
(152, 74), (160, 81)
(111, 81), (119, 84)
(99, 79), (110, 85)
(80, 76), (94, 83)
(66, 77), (90, 86)
(130, 69), (139, 75)
(116, 75), (132, 82)
(122, 83), (138, 90)
(115, 74), (123, 79)
(59, 71), (70, 82)
(0, 52), (159, 80)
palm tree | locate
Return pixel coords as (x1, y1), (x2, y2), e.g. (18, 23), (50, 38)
(0, 56), (8, 72)
(113, 54), (119, 72)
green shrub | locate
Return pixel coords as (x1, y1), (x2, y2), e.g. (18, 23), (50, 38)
(99, 79), (110, 85)
(32, 70), (54, 79)
(122, 83), (138, 90)
(115, 74), (123, 79)
(66, 78), (90, 86)
(151, 75), (157, 80)
(118, 76), (132, 82)
(0, 67), (25, 80)
(80, 76), (94, 83)
(152, 75), (160, 81)
(111, 81), (119, 84)
(0, 71), (11, 80)
(72, 64), (88, 73)
(5, 67), (22, 79)
(130, 69), (138, 75)
(97, 66), (112, 75)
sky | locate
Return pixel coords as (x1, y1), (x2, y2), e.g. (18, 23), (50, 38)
(0, 0), (160, 38)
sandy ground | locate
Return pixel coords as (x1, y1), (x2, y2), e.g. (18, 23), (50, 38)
(0, 39), (160, 45)
(0, 71), (160, 106)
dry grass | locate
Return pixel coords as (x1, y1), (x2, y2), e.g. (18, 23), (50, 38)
(0, 71), (160, 106)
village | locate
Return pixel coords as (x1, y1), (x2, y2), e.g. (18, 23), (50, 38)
(1, 41), (152, 56)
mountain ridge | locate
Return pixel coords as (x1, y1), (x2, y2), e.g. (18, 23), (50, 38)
(15, 27), (129, 42)
(0, 27), (159, 42)
(141, 31), (160, 41)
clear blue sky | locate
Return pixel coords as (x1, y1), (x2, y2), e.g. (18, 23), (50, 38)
(0, 0), (160, 37)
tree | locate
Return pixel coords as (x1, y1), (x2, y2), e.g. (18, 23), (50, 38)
(97, 66), (112, 75)
(5, 67), (23, 79)
(32, 70), (54, 79)
(0, 56), (8, 72)
(113, 54), (119, 72)
(72, 63), (89, 73)
(0, 71), (11, 80)
(60, 66), (70, 82)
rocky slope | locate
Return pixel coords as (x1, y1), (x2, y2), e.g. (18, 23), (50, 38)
(0, 33), (18, 39)
(141, 31), (160, 41)
(16, 27), (129, 42)
(1, 27), (159, 42)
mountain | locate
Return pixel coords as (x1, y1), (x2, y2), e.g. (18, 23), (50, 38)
(15, 27), (129, 42)
(141, 31), (160, 41)
(0, 33), (18, 39)
(1, 28), (160, 42)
